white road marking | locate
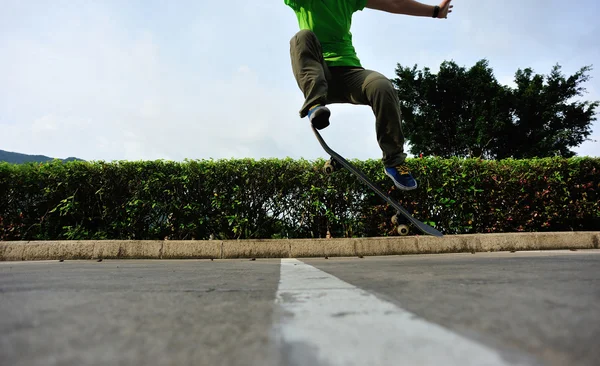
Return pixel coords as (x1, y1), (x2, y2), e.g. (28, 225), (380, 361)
(0, 260), (59, 265)
(273, 258), (525, 366)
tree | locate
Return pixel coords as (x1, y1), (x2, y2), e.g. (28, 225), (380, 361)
(505, 65), (598, 158)
(393, 60), (598, 159)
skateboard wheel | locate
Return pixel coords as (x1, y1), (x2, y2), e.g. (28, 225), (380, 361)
(324, 161), (335, 174)
(391, 214), (399, 225)
(324, 159), (340, 175)
(397, 224), (409, 236)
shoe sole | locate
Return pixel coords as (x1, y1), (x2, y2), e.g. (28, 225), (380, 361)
(310, 108), (331, 130)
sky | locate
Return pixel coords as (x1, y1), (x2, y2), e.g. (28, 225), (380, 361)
(1, 0), (599, 162)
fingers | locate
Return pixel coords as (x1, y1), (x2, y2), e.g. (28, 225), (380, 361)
(441, 0), (454, 18)
(436, 0), (454, 19)
(440, 0), (453, 11)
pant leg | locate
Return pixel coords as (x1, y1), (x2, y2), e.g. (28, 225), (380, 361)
(289, 30), (331, 118)
(328, 67), (407, 167)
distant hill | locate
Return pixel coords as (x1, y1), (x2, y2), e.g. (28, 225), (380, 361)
(0, 149), (85, 164)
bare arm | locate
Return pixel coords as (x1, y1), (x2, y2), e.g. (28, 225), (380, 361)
(366, 0), (454, 18)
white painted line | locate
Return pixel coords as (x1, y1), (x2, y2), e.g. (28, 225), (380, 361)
(514, 250), (598, 254)
(273, 258), (525, 366)
(0, 260), (59, 265)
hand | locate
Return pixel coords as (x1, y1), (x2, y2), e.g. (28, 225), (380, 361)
(437, 0), (453, 18)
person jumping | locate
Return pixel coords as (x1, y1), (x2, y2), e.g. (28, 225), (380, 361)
(285, 0), (454, 191)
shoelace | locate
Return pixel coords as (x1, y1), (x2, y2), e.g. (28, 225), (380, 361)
(396, 165), (410, 175)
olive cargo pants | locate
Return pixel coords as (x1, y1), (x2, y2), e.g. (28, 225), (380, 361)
(289, 29), (407, 167)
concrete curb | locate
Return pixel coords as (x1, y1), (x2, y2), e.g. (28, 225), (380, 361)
(1, 232), (599, 261)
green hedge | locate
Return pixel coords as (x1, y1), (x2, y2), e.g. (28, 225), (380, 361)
(1, 157), (598, 240)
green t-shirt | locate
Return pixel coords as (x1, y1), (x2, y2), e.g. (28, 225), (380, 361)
(285, 0), (367, 67)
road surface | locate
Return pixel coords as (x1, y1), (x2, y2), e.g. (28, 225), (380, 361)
(1, 250), (599, 366)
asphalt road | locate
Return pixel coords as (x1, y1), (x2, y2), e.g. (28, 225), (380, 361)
(1, 250), (599, 366)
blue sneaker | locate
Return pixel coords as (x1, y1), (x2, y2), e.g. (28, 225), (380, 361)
(384, 165), (418, 191)
(307, 105), (330, 130)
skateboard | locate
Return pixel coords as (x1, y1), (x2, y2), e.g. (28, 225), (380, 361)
(312, 126), (443, 237)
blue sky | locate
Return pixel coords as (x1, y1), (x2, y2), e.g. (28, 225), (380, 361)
(1, 0), (599, 161)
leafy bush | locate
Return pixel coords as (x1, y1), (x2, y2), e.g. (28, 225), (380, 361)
(1, 157), (598, 240)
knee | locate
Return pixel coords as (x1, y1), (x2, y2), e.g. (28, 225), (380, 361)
(367, 74), (394, 91)
(364, 75), (397, 101)
(291, 29), (318, 44)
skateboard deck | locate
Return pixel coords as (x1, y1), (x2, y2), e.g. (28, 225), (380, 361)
(312, 126), (443, 237)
